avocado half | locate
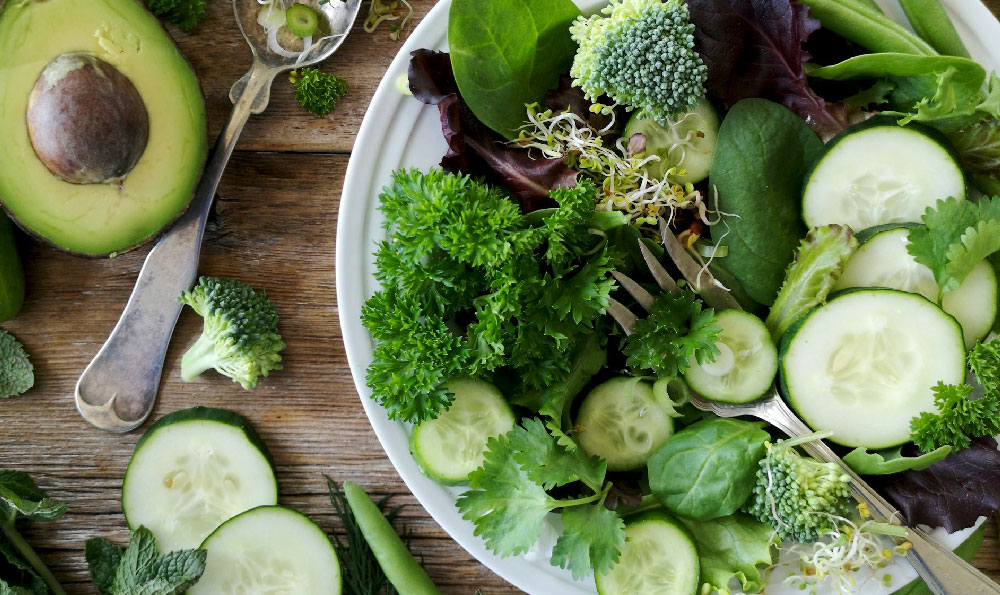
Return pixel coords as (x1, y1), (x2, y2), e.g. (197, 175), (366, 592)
(0, 0), (207, 257)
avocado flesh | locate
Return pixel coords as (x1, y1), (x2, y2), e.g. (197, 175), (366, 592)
(0, 0), (207, 257)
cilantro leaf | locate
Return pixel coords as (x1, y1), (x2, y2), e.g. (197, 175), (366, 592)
(456, 435), (557, 557)
(508, 418), (606, 493)
(624, 291), (721, 377)
(107, 527), (206, 595)
(85, 538), (123, 595)
(910, 382), (1000, 452)
(907, 196), (1000, 293)
(550, 505), (624, 580)
(0, 332), (33, 399)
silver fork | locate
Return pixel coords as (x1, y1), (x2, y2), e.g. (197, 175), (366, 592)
(75, 0), (362, 432)
(608, 218), (1000, 595)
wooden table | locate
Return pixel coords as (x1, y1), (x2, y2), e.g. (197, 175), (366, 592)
(1, 1), (998, 593)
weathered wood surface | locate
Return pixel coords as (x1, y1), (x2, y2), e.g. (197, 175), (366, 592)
(1, 1), (999, 594)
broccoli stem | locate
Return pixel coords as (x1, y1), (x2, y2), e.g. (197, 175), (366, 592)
(180, 334), (218, 382)
(1, 516), (68, 595)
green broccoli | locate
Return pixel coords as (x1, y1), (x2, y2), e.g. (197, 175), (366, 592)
(290, 68), (349, 117)
(569, 0), (708, 125)
(743, 434), (852, 543)
(0, 329), (33, 399)
(178, 277), (284, 390)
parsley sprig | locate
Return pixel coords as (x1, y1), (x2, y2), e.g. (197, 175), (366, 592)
(457, 419), (625, 579)
(624, 291), (721, 377)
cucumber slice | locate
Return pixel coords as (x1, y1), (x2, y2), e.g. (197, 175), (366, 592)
(802, 118), (966, 230)
(285, 3), (319, 37)
(122, 407), (278, 552)
(779, 289), (966, 449)
(834, 225), (998, 349)
(188, 505), (342, 595)
(595, 511), (698, 595)
(683, 310), (777, 403)
(575, 377), (673, 471)
(623, 98), (719, 184)
(410, 378), (515, 485)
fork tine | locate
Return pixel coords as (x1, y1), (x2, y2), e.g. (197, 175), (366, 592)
(637, 240), (680, 296)
(658, 217), (742, 311)
(607, 297), (638, 335)
(611, 271), (656, 311)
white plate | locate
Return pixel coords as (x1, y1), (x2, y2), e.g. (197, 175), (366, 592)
(336, 2), (1000, 592)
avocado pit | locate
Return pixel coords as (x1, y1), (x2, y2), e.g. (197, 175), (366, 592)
(26, 52), (149, 185)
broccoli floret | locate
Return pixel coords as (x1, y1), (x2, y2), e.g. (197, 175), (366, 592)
(0, 330), (34, 399)
(178, 277), (285, 390)
(570, 0), (708, 125)
(743, 434), (852, 543)
(290, 68), (349, 117)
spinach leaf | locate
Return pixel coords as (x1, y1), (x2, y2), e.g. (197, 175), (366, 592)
(448, 0), (580, 139)
(709, 99), (823, 305)
(843, 445), (951, 475)
(647, 418), (769, 521)
(679, 514), (776, 595)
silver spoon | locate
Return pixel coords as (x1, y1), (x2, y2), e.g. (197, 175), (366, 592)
(608, 218), (1000, 595)
(76, 0), (362, 432)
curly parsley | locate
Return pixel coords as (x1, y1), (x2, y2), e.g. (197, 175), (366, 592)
(290, 68), (348, 117)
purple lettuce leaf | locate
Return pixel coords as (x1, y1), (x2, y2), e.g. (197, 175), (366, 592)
(871, 437), (1000, 532)
(687, 0), (854, 138)
(408, 50), (577, 212)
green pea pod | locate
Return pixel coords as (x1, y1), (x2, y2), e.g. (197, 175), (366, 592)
(0, 214), (24, 322)
(343, 482), (440, 595)
(798, 0), (937, 56)
(899, 0), (971, 58)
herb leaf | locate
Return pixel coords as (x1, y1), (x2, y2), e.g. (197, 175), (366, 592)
(85, 538), (122, 595)
(550, 504), (624, 580)
(0, 332), (33, 400)
(103, 527), (206, 595)
(0, 472), (66, 523)
(625, 291), (721, 377)
(508, 418), (606, 492)
(907, 196), (1000, 293)
(910, 383), (1000, 452)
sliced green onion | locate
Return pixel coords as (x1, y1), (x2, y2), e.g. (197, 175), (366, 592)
(696, 242), (728, 258)
(286, 3), (319, 38)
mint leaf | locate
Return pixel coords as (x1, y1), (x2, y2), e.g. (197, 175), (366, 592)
(0, 578), (41, 595)
(457, 435), (557, 557)
(550, 505), (624, 580)
(0, 332), (33, 400)
(0, 539), (46, 595)
(108, 527), (206, 595)
(508, 418), (606, 493)
(0, 471), (65, 523)
(907, 196), (1000, 292)
(86, 538), (123, 595)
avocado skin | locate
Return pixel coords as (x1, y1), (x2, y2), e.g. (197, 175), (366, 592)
(0, 215), (24, 322)
(0, 0), (208, 258)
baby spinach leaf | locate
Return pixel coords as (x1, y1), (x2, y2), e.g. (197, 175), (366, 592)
(709, 99), (823, 305)
(647, 418), (769, 521)
(679, 514), (776, 595)
(448, 0), (580, 139)
(844, 445), (951, 475)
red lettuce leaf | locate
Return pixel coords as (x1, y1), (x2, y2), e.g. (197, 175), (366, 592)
(871, 437), (1000, 532)
(687, 0), (853, 138)
(408, 50), (576, 212)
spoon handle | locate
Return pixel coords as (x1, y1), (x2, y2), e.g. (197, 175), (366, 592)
(75, 64), (275, 432)
(759, 396), (1000, 595)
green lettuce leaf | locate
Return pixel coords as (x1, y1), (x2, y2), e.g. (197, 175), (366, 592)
(679, 514), (777, 595)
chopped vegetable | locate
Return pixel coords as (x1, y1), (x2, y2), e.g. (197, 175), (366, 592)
(285, 3), (320, 38)
(85, 527), (206, 595)
(339, 481), (440, 594)
(0, 470), (68, 595)
(765, 225), (857, 341)
(743, 433), (852, 542)
(624, 291), (721, 377)
(570, 0), (708, 124)
(290, 68), (348, 117)
(144, 0), (207, 31)
(178, 276), (285, 390)
(0, 330), (33, 399)
(907, 196), (1000, 294)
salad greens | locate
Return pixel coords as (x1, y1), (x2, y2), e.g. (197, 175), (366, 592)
(647, 419), (769, 521)
(844, 445), (952, 475)
(85, 528), (206, 595)
(448, 0), (580, 139)
(677, 515), (776, 595)
(623, 291), (720, 377)
(0, 331), (32, 399)
(908, 196), (1000, 293)
(709, 98), (823, 304)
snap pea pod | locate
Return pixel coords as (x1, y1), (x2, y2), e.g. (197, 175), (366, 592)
(0, 215), (24, 322)
(798, 0), (937, 56)
(899, 0), (971, 58)
(343, 482), (440, 595)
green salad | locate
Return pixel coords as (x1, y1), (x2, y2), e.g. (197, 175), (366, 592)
(360, 0), (1000, 593)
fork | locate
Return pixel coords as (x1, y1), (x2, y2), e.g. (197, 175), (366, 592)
(607, 217), (1000, 595)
